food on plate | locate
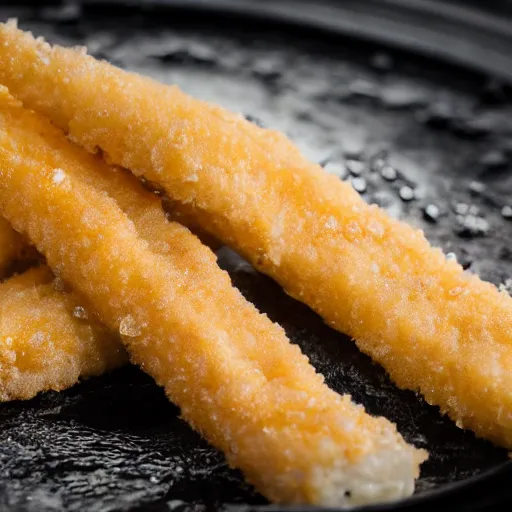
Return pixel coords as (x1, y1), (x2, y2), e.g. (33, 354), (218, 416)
(1, 22), (509, 448)
(0, 265), (126, 401)
(0, 87), (425, 507)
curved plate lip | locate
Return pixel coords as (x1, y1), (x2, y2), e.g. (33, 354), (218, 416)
(232, 461), (512, 512)
(355, 460), (512, 512)
(14, 1), (512, 510)
(85, 0), (512, 83)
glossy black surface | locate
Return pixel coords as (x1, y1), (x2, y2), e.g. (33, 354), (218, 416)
(1, 1), (512, 511)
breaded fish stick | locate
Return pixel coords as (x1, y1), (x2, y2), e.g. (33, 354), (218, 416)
(0, 217), (27, 278)
(0, 23), (509, 449)
(0, 265), (127, 401)
(0, 143), (214, 402)
(0, 89), (424, 507)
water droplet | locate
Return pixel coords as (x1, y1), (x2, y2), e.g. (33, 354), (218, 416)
(370, 190), (393, 208)
(119, 315), (142, 338)
(453, 116), (493, 139)
(323, 161), (347, 179)
(479, 150), (507, 170)
(423, 204), (440, 222)
(371, 157), (387, 173)
(348, 79), (379, 99)
(166, 500), (186, 510)
(501, 205), (512, 219)
(468, 180), (486, 194)
(341, 137), (365, 160)
(417, 102), (455, 128)
(446, 252), (458, 262)
(454, 203), (469, 215)
(345, 160), (365, 176)
(351, 177), (367, 193)
(399, 186), (415, 202)
(252, 57), (282, 81)
(370, 263), (379, 274)
(456, 214), (490, 237)
(380, 83), (427, 109)
(380, 165), (397, 181)
(342, 146), (364, 161)
(468, 205), (480, 216)
(73, 306), (88, 320)
(52, 168), (66, 184)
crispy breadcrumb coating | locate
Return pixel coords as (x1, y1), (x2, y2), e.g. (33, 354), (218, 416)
(0, 87), (424, 507)
(0, 265), (126, 401)
(0, 22), (507, 448)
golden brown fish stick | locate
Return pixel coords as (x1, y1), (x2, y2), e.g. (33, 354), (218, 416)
(0, 22), (509, 449)
(0, 88), (424, 506)
(0, 143), (213, 402)
(0, 265), (126, 401)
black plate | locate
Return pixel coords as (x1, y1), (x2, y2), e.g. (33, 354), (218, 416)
(1, 1), (512, 511)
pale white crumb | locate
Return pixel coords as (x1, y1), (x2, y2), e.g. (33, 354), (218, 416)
(53, 168), (66, 184)
(119, 315), (142, 337)
(325, 216), (338, 230)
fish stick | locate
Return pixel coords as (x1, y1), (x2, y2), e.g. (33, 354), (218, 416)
(0, 265), (127, 401)
(0, 88), (425, 506)
(0, 123), (218, 401)
(0, 146), (214, 402)
(0, 116), (217, 402)
(0, 22), (509, 449)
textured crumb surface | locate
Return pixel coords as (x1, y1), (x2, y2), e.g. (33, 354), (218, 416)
(0, 90), (423, 506)
(0, 266), (126, 401)
(0, 21), (510, 450)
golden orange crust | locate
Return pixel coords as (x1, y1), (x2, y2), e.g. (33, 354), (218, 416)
(0, 266), (126, 401)
(0, 22), (509, 449)
(0, 118), (217, 401)
(0, 87), (423, 506)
